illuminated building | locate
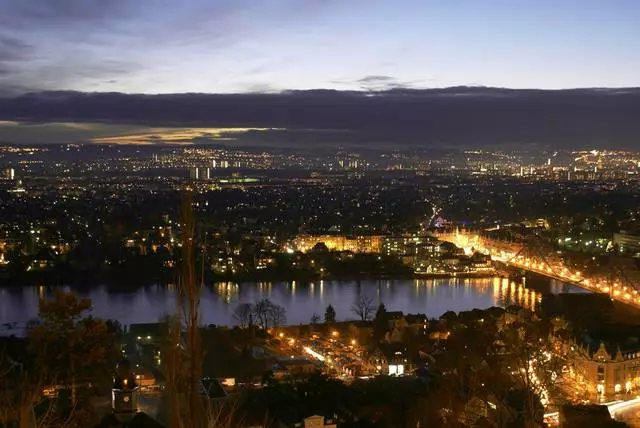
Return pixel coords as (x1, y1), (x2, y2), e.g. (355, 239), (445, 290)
(272, 357), (318, 379)
(572, 342), (640, 396)
(367, 343), (411, 376)
(189, 167), (211, 180)
(381, 236), (440, 266)
(382, 236), (412, 255)
(293, 235), (383, 253)
(300, 415), (337, 428)
(613, 232), (640, 255)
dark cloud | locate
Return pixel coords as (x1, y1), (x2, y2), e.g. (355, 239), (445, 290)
(0, 35), (34, 61)
(1, 87), (640, 148)
(0, 35), (35, 77)
(351, 75), (426, 91)
(215, 128), (357, 148)
(358, 75), (394, 83)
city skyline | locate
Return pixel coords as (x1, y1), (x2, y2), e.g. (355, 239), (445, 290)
(4, 3), (640, 425)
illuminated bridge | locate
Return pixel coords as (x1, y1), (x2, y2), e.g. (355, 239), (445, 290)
(436, 229), (640, 308)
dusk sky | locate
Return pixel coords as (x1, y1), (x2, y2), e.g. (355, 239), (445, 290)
(2, 0), (640, 95)
(1, 0), (640, 147)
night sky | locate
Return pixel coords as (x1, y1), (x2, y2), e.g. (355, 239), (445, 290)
(1, 0), (639, 147)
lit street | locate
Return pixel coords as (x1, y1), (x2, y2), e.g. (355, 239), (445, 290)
(275, 330), (379, 378)
(609, 398), (640, 427)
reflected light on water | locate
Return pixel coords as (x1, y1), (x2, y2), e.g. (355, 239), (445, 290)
(0, 278), (568, 330)
(215, 282), (238, 303)
(493, 279), (542, 311)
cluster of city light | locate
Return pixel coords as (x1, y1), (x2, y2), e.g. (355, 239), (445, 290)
(442, 231), (640, 308)
(509, 254), (640, 306)
(277, 330), (371, 376)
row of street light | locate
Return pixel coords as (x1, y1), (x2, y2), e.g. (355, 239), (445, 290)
(447, 232), (640, 307)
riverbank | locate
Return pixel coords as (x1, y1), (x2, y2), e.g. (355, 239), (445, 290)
(0, 267), (506, 288)
(414, 271), (505, 279)
(0, 272), (502, 288)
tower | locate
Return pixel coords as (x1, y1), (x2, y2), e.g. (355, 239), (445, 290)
(112, 359), (140, 423)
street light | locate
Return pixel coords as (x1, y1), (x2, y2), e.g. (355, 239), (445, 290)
(332, 331), (339, 337)
(351, 339), (357, 346)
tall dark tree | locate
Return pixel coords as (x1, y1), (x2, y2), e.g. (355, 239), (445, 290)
(27, 290), (118, 425)
(162, 190), (205, 428)
(373, 303), (389, 341)
(30, 291), (117, 403)
(324, 304), (336, 324)
(180, 190), (204, 428)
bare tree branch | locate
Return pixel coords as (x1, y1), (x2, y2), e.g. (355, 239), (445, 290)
(351, 295), (375, 321)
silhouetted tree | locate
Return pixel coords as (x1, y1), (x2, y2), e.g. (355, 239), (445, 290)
(27, 290), (118, 426)
(310, 313), (320, 325)
(233, 303), (254, 328)
(373, 303), (389, 341)
(324, 305), (336, 324)
(351, 295), (375, 321)
(253, 298), (286, 330)
(269, 305), (287, 328)
(253, 299), (272, 330)
(30, 291), (117, 406)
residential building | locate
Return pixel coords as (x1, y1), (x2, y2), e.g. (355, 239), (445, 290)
(293, 235), (383, 253)
(272, 358), (319, 380)
(613, 231), (640, 254)
(572, 340), (640, 396)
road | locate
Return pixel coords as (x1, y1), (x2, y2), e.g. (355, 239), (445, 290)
(543, 399), (640, 427)
(276, 331), (378, 377)
(610, 398), (640, 427)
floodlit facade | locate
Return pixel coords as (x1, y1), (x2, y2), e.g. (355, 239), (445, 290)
(293, 235), (383, 253)
(572, 342), (640, 396)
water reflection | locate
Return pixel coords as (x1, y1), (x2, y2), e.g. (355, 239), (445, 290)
(215, 282), (239, 303)
(493, 278), (543, 311)
(0, 278), (579, 332)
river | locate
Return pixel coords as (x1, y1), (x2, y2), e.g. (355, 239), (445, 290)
(0, 277), (581, 334)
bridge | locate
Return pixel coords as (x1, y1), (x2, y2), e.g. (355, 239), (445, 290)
(436, 229), (640, 308)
